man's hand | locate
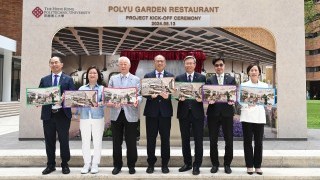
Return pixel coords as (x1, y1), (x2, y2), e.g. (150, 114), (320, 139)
(114, 103), (121, 108)
(61, 93), (65, 101)
(106, 102), (115, 107)
(209, 100), (215, 104)
(160, 92), (169, 99)
(105, 119), (111, 128)
(228, 101), (235, 105)
(151, 94), (158, 99)
(133, 100), (139, 107)
(179, 97), (186, 101)
(266, 104), (272, 111)
(196, 97), (202, 102)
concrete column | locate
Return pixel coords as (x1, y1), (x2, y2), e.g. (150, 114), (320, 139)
(273, 64), (276, 87)
(2, 49), (12, 102)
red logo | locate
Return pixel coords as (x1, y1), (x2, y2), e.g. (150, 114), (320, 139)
(32, 7), (43, 18)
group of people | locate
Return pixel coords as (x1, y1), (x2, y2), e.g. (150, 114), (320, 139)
(39, 55), (268, 176)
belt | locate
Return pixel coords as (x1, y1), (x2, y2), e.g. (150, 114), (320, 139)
(52, 109), (60, 113)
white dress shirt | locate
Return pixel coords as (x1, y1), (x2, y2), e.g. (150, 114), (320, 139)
(52, 71), (62, 86)
(186, 72), (195, 82)
(155, 70), (164, 78)
(217, 73), (224, 85)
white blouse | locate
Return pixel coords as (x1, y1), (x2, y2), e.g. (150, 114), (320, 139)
(240, 80), (269, 124)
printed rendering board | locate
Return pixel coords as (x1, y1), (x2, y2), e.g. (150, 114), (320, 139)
(239, 86), (276, 106)
(64, 90), (98, 108)
(103, 87), (138, 105)
(172, 82), (204, 99)
(26, 86), (60, 106)
(202, 85), (237, 103)
(141, 77), (175, 96)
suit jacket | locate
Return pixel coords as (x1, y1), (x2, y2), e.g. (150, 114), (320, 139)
(175, 72), (206, 119)
(39, 73), (75, 121)
(206, 73), (236, 117)
(143, 70), (174, 118)
(108, 73), (141, 122)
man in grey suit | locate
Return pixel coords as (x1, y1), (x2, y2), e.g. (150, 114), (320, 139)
(107, 56), (142, 175)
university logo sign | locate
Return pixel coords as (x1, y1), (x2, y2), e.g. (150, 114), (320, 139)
(32, 7), (43, 18)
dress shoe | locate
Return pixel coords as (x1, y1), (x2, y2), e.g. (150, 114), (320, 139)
(129, 167), (136, 174)
(146, 166), (154, 174)
(42, 166), (56, 175)
(81, 164), (91, 174)
(179, 164), (192, 172)
(255, 168), (263, 175)
(210, 166), (218, 173)
(62, 166), (70, 174)
(247, 167), (254, 175)
(224, 165), (232, 174)
(161, 166), (169, 174)
(192, 166), (200, 175)
(112, 167), (121, 175)
(90, 164), (99, 174)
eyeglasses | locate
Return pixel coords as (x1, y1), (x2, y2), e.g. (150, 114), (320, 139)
(214, 63), (224, 67)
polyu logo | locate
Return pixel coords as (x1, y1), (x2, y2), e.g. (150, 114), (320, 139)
(32, 7), (43, 18)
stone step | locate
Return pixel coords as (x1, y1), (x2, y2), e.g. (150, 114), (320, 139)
(0, 167), (319, 179)
(0, 109), (19, 113)
(0, 102), (20, 118)
(0, 112), (19, 118)
(0, 102), (20, 107)
(1, 149), (320, 168)
(0, 105), (20, 109)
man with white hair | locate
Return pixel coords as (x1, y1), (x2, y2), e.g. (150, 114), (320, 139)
(107, 56), (142, 175)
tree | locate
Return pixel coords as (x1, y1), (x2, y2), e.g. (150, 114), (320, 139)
(305, 0), (318, 33)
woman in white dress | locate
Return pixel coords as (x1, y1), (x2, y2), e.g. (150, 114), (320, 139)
(240, 64), (269, 175)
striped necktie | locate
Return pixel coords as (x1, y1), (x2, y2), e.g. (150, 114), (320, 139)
(218, 75), (223, 85)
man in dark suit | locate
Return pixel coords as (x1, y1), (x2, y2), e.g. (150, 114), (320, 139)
(206, 57), (235, 174)
(143, 55), (174, 174)
(175, 56), (206, 175)
(39, 56), (75, 175)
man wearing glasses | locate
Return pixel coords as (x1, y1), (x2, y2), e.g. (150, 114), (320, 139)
(206, 56), (236, 174)
(175, 56), (206, 175)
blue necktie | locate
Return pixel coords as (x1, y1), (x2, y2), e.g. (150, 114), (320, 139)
(157, 72), (162, 78)
(188, 75), (192, 82)
(53, 75), (58, 86)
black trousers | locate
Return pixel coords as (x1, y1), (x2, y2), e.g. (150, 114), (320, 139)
(111, 110), (138, 168)
(207, 115), (233, 166)
(179, 110), (203, 167)
(241, 122), (264, 168)
(146, 116), (171, 166)
(42, 110), (71, 167)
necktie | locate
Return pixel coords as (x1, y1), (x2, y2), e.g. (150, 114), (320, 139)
(218, 75), (222, 85)
(157, 72), (162, 78)
(53, 74), (58, 86)
(121, 75), (127, 87)
(188, 75), (192, 82)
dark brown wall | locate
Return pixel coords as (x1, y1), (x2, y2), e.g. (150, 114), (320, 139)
(0, 0), (22, 56)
